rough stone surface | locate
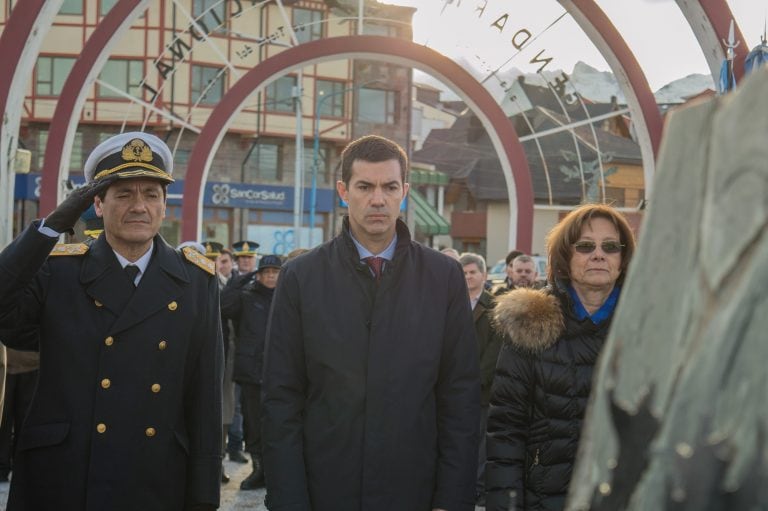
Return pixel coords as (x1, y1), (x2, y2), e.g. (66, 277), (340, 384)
(568, 66), (768, 510)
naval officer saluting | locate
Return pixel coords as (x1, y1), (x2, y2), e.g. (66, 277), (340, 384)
(0, 132), (223, 511)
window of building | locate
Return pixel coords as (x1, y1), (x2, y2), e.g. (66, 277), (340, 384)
(160, 206), (181, 247)
(193, 0), (227, 34)
(363, 22), (399, 37)
(36, 130), (82, 171)
(303, 145), (328, 184)
(59, 0), (83, 15)
(175, 149), (190, 165)
(100, 0), (145, 18)
(100, 0), (117, 13)
(265, 76), (297, 113)
(70, 131), (84, 171)
(293, 8), (323, 44)
(37, 131), (48, 170)
(357, 88), (397, 124)
(98, 59), (143, 98)
(316, 80), (345, 118)
(244, 142), (281, 182)
(191, 65), (225, 105)
(36, 56), (76, 96)
(202, 207), (232, 248)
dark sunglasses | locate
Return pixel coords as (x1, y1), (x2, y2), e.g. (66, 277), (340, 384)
(572, 240), (624, 254)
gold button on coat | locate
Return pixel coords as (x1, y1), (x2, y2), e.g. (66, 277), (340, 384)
(158, 340), (167, 350)
(101, 378), (111, 389)
(104, 336), (114, 346)
(167, 301), (177, 311)
(145, 427), (156, 437)
(151, 384), (161, 393)
(96, 423), (107, 433)
(94, 300), (103, 307)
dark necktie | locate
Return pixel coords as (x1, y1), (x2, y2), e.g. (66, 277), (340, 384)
(124, 264), (140, 286)
(363, 256), (384, 282)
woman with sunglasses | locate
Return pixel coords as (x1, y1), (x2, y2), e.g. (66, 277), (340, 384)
(485, 204), (636, 511)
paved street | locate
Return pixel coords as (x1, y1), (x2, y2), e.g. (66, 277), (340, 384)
(0, 457), (267, 510)
(0, 460), (487, 509)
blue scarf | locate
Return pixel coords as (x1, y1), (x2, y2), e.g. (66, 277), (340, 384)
(567, 284), (621, 325)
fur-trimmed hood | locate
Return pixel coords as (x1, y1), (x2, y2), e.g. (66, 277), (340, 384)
(493, 287), (564, 352)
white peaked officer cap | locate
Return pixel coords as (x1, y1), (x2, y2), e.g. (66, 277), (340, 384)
(83, 131), (174, 184)
(177, 241), (207, 255)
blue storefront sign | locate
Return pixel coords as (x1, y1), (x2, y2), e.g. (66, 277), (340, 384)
(14, 174), (334, 212)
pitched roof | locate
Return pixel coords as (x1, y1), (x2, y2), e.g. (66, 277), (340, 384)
(413, 104), (642, 203)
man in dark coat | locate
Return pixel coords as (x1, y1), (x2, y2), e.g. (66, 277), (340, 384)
(0, 132), (223, 511)
(262, 135), (480, 511)
(459, 252), (504, 505)
(221, 253), (282, 490)
(492, 250), (534, 296)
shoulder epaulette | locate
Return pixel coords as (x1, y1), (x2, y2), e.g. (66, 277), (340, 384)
(50, 243), (89, 256)
(182, 246), (215, 275)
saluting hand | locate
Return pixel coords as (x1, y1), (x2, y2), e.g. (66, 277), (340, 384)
(45, 176), (118, 234)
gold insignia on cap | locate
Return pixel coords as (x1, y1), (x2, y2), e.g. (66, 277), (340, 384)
(121, 139), (153, 163)
(243, 242), (250, 252)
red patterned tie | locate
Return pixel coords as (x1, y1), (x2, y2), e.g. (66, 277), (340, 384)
(363, 256), (384, 282)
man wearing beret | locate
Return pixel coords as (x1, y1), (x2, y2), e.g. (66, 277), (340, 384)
(0, 132), (223, 511)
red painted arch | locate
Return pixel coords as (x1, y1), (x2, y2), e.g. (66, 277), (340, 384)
(563, 0), (663, 158)
(24, 2), (747, 250)
(0, 0), (47, 119)
(38, 0), (147, 215)
(699, 1), (747, 80)
(181, 36), (535, 250)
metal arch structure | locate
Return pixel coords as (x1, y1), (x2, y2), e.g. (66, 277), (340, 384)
(38, 0), (152, 215)
(15, 0), (746, 249)
(559, 0), (663, 199)
(0, 0), (63, 247)
(180, 35), (535, 250)
(676, 0), (748, 81)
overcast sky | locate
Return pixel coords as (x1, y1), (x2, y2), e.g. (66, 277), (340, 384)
(386, 0), (766, 91)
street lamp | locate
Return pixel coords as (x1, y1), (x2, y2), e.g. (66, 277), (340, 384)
(309, 80), (375, 246)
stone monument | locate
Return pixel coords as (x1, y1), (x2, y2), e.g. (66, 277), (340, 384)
(567, 66), (768, 510)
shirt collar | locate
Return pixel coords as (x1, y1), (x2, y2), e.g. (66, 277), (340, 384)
(113, 241), (154, 280)
(350, 231), (398, 261)
(567, 284), (621, 325)
(470, 291), (483, 310)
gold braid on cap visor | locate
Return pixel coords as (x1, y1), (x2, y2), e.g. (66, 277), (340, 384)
(93, 163), (175, 182)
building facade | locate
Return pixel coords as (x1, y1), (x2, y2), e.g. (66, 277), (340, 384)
(4, 0), (414, 254)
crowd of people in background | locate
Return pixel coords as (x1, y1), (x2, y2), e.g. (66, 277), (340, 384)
(0, 132), (636, 511)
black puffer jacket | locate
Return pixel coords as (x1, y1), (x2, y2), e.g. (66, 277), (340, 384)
(485, 286), (613, 511)
(221, 275), (275, 384)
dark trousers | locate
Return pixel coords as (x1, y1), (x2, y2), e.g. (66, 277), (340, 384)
(240, 383), (263, 457)
(477, 405), (489, 495)
(0, 371), (38, 474)
(227, 384), (244, 453)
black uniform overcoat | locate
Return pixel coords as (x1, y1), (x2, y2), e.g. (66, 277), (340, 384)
(262, 218), (480, 511)
(221, 278), (274, 385)
(0, 223), (223, 511)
